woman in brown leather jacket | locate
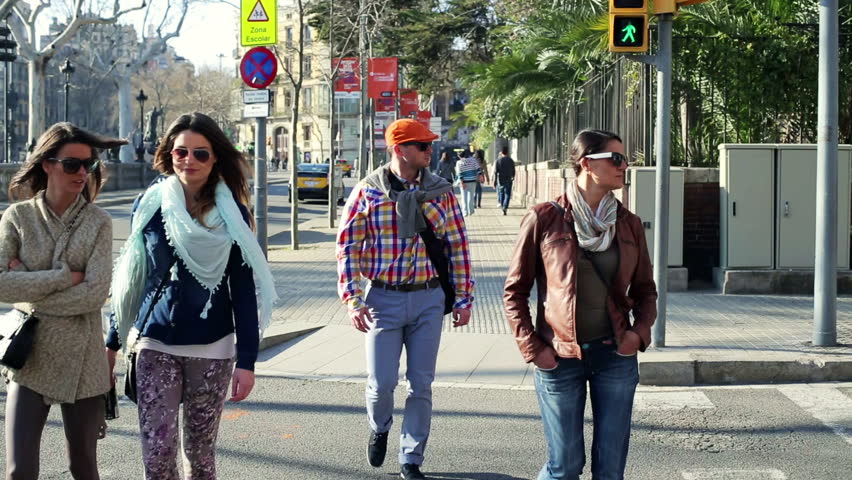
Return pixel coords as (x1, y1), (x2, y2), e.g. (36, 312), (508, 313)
(503, 129), (657, 480)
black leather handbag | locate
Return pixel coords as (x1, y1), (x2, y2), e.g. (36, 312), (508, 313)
(0, 309), (39, 370)
(124, 256), (176, 404)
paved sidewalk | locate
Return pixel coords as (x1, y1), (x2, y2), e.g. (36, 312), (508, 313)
(260, 186), (852, 386)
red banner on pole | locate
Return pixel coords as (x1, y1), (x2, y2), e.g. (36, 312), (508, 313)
(416, 109), (432, 129)
(375, 98), (396, 113)
(400, 90), (418, 117)
(368, 57), (399, 100)
(333, 57), (360, 97)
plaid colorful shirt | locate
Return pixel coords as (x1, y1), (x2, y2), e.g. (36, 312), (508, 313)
(336, 175), (474, 311)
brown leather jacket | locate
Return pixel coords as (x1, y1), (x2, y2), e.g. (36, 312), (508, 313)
(503, 194), (657, 362)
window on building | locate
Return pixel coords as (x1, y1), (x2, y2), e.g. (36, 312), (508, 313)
(286, 27), (293, 47)
(303, 26), (312, 45)
(303, 125), (312, 147)
(284, 90), (292, 110)
(303, 55), (312, 78)
(303, 87), (312, 110)
(285, 56), (293, 73)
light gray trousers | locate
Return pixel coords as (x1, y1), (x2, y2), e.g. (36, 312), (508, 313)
(364, 284), (445, 466)
(4, 381), (104, 480)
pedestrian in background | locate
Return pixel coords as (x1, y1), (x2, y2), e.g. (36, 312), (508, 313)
(454, 150), (480, 217)
(435, 151), (455, 183)
(503, 129), (657, 480)
(336, 118), (475, 480)
(0, 123), (126, 479)
(473, 150), (489, 209)
(106, 112), (278, 480)
(494, 146), (516, 215)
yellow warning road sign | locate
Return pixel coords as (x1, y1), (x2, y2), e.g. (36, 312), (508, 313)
(241, 0), (277, 47)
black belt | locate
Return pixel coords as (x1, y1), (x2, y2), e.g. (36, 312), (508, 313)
(462, 180), (478, 183)
(371, 278), (440, 292)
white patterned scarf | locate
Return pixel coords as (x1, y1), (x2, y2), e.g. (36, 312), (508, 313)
(566, 179), (618, 252)
(110, 175), (279, 352)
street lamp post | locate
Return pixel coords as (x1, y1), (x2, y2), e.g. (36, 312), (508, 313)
(59, 59), (74, 122)
(135, 89), (148, 162)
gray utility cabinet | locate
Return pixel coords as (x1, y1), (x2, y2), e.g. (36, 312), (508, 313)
(627, 167), (684, 267)
(719, 144), (851, 270)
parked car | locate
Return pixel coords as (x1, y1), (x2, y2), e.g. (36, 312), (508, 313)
(336, 158), (353, 177)
(288, 163), (345, 204)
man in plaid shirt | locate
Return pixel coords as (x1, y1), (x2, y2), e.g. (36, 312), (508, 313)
(336, 119), (474, 480)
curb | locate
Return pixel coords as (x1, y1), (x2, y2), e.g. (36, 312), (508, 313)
(259, 323), (324, 351)
(639, 351), (852, 386)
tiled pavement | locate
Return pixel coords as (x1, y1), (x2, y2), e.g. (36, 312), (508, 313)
(266, 188), (852, 353)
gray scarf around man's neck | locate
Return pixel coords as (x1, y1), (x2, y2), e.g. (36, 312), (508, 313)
(363, 164), (453, 238)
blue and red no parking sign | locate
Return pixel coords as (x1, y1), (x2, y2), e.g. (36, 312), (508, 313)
(240, 46), (278, 89)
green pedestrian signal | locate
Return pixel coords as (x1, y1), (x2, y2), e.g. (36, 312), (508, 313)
(609, 15), (648, 52)
(620, 21), (638, 44)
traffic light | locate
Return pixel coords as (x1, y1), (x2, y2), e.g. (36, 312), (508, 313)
(0, 26), (17, 63)
(609, 0), (649, 53)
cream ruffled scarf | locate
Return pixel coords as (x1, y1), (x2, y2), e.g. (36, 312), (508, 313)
(566, 179), (618, 252)
(110, 175), (279, 352)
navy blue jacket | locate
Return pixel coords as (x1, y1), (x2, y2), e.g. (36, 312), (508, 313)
(106, 196), (259, 371)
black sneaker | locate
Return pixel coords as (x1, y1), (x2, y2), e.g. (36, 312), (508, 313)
(502, 208), (507, 215)
(400, 463), (427, 480)
(366, 430), (388, 467)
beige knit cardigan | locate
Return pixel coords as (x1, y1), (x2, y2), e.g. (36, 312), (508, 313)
(0, 192), (112, 404)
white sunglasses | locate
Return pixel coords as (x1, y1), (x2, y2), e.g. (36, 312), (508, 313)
(584, 151), (627, 167)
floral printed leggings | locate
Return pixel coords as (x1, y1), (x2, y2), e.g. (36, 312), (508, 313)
(136, 349), (235, 480)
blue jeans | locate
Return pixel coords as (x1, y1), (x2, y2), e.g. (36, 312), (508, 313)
(497, 182), (513, 210)
(534, 339), (639, 480)
(364, 284), (445, 466)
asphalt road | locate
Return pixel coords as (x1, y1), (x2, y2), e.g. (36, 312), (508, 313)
(0, 379), (849, 479)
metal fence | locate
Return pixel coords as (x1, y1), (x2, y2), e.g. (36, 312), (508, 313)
(514, 56), (654, 168)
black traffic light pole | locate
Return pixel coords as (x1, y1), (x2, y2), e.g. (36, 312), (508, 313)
(0, 25), (18, 164)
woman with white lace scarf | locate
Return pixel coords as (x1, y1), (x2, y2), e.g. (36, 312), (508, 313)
(105, 113), (278, 479)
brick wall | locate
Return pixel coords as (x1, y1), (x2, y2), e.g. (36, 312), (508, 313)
(683, 182), (720, 284)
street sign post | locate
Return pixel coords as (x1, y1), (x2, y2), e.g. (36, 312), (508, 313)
(240, 47), (277, 89)
(240, 0), (277, 47)
(238, 47), (276, 258)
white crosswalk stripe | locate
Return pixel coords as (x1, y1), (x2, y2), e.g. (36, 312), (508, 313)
(779, 384), (852, 446)
(634, 390), (715, 411)
(681, 469), (786, 479)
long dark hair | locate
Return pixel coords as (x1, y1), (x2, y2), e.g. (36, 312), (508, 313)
(568, 129), (623, 175)
(8, 122), (127, 202)
(153, 112), (253, 228)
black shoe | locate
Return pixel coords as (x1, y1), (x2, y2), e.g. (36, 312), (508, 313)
(502, 208), (507, 215)
(366, 430), (388, 467)
(400, 463), (427, 480)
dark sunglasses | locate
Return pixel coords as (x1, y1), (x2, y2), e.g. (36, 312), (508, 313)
(171, 148), (212, 163)
(47, 157), (100, 174)
(585, 151), (627, 167)
(401, 141), (432, 152)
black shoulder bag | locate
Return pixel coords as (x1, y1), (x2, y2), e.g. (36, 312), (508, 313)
(388, 173), (455, 315)
(124, 256), (177, 404)
(418, 215), (456, 315)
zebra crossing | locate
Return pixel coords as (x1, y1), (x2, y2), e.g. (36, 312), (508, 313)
(623, 383), (852, 480)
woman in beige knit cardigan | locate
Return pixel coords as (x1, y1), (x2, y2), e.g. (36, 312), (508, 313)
(0, 123), (126, 480)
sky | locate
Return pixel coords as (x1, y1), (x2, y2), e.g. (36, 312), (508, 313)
(31, 0), (239, 71)
(169, 2), (239, 70)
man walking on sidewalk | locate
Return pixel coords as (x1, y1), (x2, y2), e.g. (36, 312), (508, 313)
(336, 118), (475, 480)
(454, 150), (481, 217)
(494, 146), (516, 215)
